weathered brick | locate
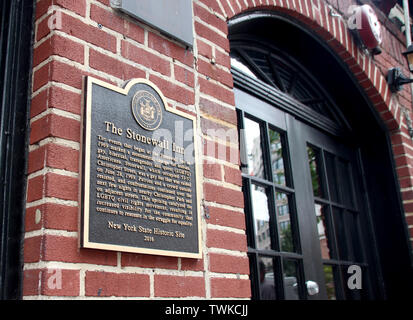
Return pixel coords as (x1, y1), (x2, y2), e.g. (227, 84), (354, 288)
(85, 271), (150, 297)
(219, 0), (236, 19)
(121, 253), (178, 269)
(31, 90), (48, 118)
(48, 86), (82, 115)
(203, 162), (222, 181)
(210, 278), (251, 298)
(27, 175), (44, 203)
(28, 146), (46, 174)
(89, 48), (145, 80)
(28, 143), (79, 174)
(45, 144), (79, 173)
(149, 74), (195, 106)
(30, 114), (81, 145)
(23, 236), (42, 263)
(224, 165), (242, 186)
(203, 139), (240, 165)
(207, 228), (247, 251)
(25, 206), (42, 232)
(54, 0), (87, 17)
(201, 117), (238, 144)
(209, 253), (250, 274)
(194, 3), (228, 34)
(194, 21), (230, 52)
(148, 32), (194, 67)
(204, 182), (244, 208)
(41, 269), (80, 297)
(60, 12), (117, 52)
(25, 203), (78, 232)
(33, 34), (84, 67)
(181, 257), (205, 271)
(90, 4), (125, 34)
(197, 58), (233, 88)
(199, 77), (235, 105)
(33, 60), (85, 91)
(174, 64), (195, 88)
(23, 269), (42, 296)
(207, 206), (246, 230)
(154, 275), (205, 297)
(199, 97), (237, 125)
(122, 40), (171, 77)
(43, 235), (117, 265)
(198, 0), (224, 15)
(197, 39), (213, 60)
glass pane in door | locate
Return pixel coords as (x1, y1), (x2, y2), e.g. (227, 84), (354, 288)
(283, 259), (301, 300)
(314, 203), (334, 260)
(344, 212), (364, 262)
(259, 257), (277, 300)
(269, 128), (288, 186)
(276, 192), (297, 253)
(244, 117), (265, 179)
(250, 184), (272, 250)
(323, 265), (337, 300)
(336, 159), (355, 208)
(332, 207), (349, 261)
(324, 152), (340, 203)
(307, 145), (324, 198)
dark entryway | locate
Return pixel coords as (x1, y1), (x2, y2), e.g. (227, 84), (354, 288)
(0, 0), (35, 299)
(229, 11), (413, 300)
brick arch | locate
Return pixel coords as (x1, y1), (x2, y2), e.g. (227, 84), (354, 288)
(218, 0), (398, 131)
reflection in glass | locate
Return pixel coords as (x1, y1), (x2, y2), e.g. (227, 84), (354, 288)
(337, 158), (354, 207)
(315, 204), (332, 260)
(332, 207), (348, 261)
(323, 265), (336, 300)
(251, 184), (271, 250)
(244, 117), (265, 179)
(230, 54), (258, 79)
(259, 257), (277, 300)
(345, 212), (363, 262)
(283, 259), (300, 300)
(276, 193), (295, 253)
(307, 146), (323, 198)
(325, 152), (339, 203)
(269, 128), (286, 186)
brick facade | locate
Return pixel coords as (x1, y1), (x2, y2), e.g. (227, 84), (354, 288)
(23, 0), (413, 299)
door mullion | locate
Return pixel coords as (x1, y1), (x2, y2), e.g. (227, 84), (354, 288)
(285, 114), (327, 300)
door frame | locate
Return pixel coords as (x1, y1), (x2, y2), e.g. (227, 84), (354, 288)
(235, 87), (383, 299)
(0, 0), (35, 299)
(229, 11), (413, 299)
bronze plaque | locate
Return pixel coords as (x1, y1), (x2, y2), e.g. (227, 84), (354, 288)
(81, 77), (201, 258)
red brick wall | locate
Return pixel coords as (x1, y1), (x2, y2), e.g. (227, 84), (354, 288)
(23, 0), (413, 299)
(24, 0), (248, 299)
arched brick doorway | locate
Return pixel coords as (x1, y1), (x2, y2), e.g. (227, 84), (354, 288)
(228, 7), (413, 299)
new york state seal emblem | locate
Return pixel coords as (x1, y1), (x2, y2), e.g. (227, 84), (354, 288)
(131, 90), (163, 131)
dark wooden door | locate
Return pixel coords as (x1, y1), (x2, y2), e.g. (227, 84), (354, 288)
(236, 88), (379, 300)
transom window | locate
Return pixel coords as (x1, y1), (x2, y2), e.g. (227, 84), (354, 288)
(231, 41), (346, 123)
